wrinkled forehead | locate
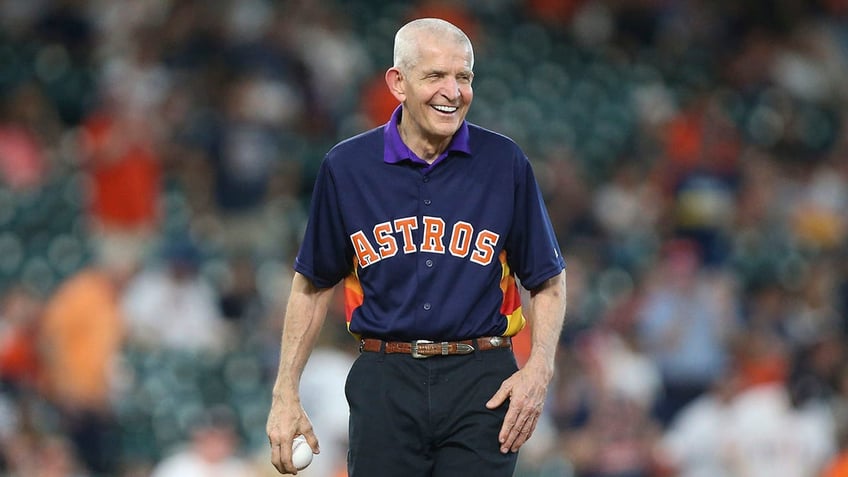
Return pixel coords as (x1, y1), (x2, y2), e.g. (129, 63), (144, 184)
(410, 34), (474, 72)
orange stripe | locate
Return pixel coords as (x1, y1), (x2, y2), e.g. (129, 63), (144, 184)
(344, 261), (364, 327)
(498, 251), (525, 336)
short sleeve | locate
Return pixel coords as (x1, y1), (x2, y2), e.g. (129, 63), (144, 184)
(505, 156), (566, 290)
(294, 159), (354, 288)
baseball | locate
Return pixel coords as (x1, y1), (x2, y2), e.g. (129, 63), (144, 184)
(291, 435), (314, 470)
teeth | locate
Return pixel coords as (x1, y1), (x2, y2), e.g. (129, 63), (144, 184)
(432, 105), (457, 113)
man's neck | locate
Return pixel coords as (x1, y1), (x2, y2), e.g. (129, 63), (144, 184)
(398, 122), (450, 164)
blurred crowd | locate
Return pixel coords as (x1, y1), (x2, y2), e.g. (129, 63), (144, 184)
(1, 0), (848, 476)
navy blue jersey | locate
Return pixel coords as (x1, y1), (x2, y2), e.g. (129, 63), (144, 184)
(295, 107), (565, 341)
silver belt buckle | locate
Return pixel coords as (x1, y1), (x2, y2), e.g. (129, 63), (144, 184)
(411, 340), (434, 358)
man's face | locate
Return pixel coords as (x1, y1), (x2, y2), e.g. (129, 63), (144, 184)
(393, 36), (474, 145)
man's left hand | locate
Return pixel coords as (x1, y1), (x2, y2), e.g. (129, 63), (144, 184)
(485, 363), (550, 453)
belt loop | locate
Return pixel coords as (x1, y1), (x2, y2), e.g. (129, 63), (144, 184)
(379, 339), (387, 362)
(473, 338), (483, 361)
(377, 340), (386, 362)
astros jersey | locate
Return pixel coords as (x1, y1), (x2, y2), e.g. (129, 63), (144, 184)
(295, 107), (565, 341)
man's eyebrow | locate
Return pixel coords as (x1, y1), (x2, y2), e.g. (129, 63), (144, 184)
(422, 68), (473, 77)
(423, 68), (446, 75)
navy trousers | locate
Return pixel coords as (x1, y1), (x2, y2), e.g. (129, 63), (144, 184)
(346, 346), (520, 477)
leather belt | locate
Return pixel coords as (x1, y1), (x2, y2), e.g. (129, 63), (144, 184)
(360, 336), (512, 358)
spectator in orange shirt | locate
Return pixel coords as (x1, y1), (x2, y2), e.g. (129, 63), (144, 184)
(39, 246), (140, 476)
(79, 89), (162, 262)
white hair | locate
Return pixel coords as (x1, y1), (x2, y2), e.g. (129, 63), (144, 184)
(393, 18), (474, 73)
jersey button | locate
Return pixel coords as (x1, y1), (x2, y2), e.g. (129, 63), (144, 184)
(423, 303), (431, 311)
(425, 259), (433, 267)
(423, 177), (430, 183)
(424, 199), (432, 206)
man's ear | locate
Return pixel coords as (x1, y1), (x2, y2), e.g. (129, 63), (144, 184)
(385, 67), (406, 102)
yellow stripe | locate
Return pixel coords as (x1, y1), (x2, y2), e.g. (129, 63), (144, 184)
(499, 251), (526, 336)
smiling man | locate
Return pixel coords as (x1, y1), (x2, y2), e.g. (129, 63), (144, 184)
(266, 18), (567, 477)
(387, 19), (474, 160)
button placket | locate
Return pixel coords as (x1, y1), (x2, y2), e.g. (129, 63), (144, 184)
(418, 172), (435, 315)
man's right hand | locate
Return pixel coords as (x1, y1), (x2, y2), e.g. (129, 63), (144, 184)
(266, 395), (320, 474)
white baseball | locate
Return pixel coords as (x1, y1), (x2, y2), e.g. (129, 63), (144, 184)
(291, 435), (314, 470)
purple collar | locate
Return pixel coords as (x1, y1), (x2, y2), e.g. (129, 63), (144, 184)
(383, 105), (471, 169)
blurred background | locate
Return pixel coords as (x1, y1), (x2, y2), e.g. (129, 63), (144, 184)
(1, 0), (848, 476)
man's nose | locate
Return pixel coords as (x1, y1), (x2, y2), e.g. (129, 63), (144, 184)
(442, 79), (461, 99)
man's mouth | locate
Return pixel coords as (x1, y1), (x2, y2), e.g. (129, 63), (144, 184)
(431, 105), (458, 114)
